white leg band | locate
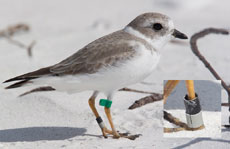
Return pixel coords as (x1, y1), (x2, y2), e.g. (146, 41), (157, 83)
(99, 122), (105, 129)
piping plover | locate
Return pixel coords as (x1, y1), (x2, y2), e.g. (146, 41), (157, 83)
(4, 12), (187, 140)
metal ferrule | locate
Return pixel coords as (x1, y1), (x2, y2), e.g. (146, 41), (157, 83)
(184, 93), (201, 115)
(184, 93), (204, 128)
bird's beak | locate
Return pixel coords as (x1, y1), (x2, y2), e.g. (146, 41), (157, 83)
(172, 29), (188, 39)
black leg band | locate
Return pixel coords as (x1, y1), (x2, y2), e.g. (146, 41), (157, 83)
(96, 116), (103, 124)
(96, 116), (105, 129)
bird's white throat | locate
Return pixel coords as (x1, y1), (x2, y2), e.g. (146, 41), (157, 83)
(123, 26), (171, 50)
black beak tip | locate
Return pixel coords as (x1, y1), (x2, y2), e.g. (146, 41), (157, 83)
(172, 29), (188, 40)
(181, 34), (188, 39)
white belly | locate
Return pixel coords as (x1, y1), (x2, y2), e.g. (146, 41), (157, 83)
(90, 48), (160, 92)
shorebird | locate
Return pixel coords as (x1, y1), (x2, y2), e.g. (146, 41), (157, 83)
(4, 12), (187, 140)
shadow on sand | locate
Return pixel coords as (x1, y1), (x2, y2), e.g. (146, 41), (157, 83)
(0, 126), (86, 142)
(173, 137), (230, 149)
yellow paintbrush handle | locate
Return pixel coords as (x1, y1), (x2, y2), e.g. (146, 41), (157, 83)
(185, 80), (196, 100)
(163, 80), (180, 104)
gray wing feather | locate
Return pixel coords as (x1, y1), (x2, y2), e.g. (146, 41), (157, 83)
(50, 31), (137, 75)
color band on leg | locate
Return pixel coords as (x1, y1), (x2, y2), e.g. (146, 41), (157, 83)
(96, 116), (105, 129)
(99, 99), (112, 108)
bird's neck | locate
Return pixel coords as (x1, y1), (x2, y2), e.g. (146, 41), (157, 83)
(123, 26), (169, 51)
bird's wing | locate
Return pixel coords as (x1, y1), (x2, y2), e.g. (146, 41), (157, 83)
(3, 30), (141, 88)
(50, 30), (137, 75)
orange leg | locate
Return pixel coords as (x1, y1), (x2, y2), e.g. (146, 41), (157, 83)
(104, 107), (140, 140)
(89, 92), (140, 140)
(104, 107), (120, 138)
(88, 91), (112, 138)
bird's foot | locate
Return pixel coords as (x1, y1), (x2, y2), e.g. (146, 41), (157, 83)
(103, 128), (141, 140)
(118, 131), (141, 140)
(112, 131), (120, 139)
(101, 127), (110, 138)
(102, 127), (120, 139)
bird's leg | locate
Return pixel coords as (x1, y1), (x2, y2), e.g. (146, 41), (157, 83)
(88, 91), (112, 138)
(104, 107), (140, 140)
(89, 92), (140, 140)
(104, 107), (120, 138)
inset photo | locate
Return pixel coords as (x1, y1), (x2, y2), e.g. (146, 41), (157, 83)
(163, 80), (221, 138)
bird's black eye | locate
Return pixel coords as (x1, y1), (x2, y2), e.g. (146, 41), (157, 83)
(153, 23), (163, 31)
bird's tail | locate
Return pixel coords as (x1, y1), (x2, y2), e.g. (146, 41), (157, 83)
(3, 67), (52, 89)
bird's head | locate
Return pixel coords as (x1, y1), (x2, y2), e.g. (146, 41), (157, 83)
(124, 12), (188, 50)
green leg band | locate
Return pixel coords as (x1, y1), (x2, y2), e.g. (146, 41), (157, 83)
(99, 99), (112, 108)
